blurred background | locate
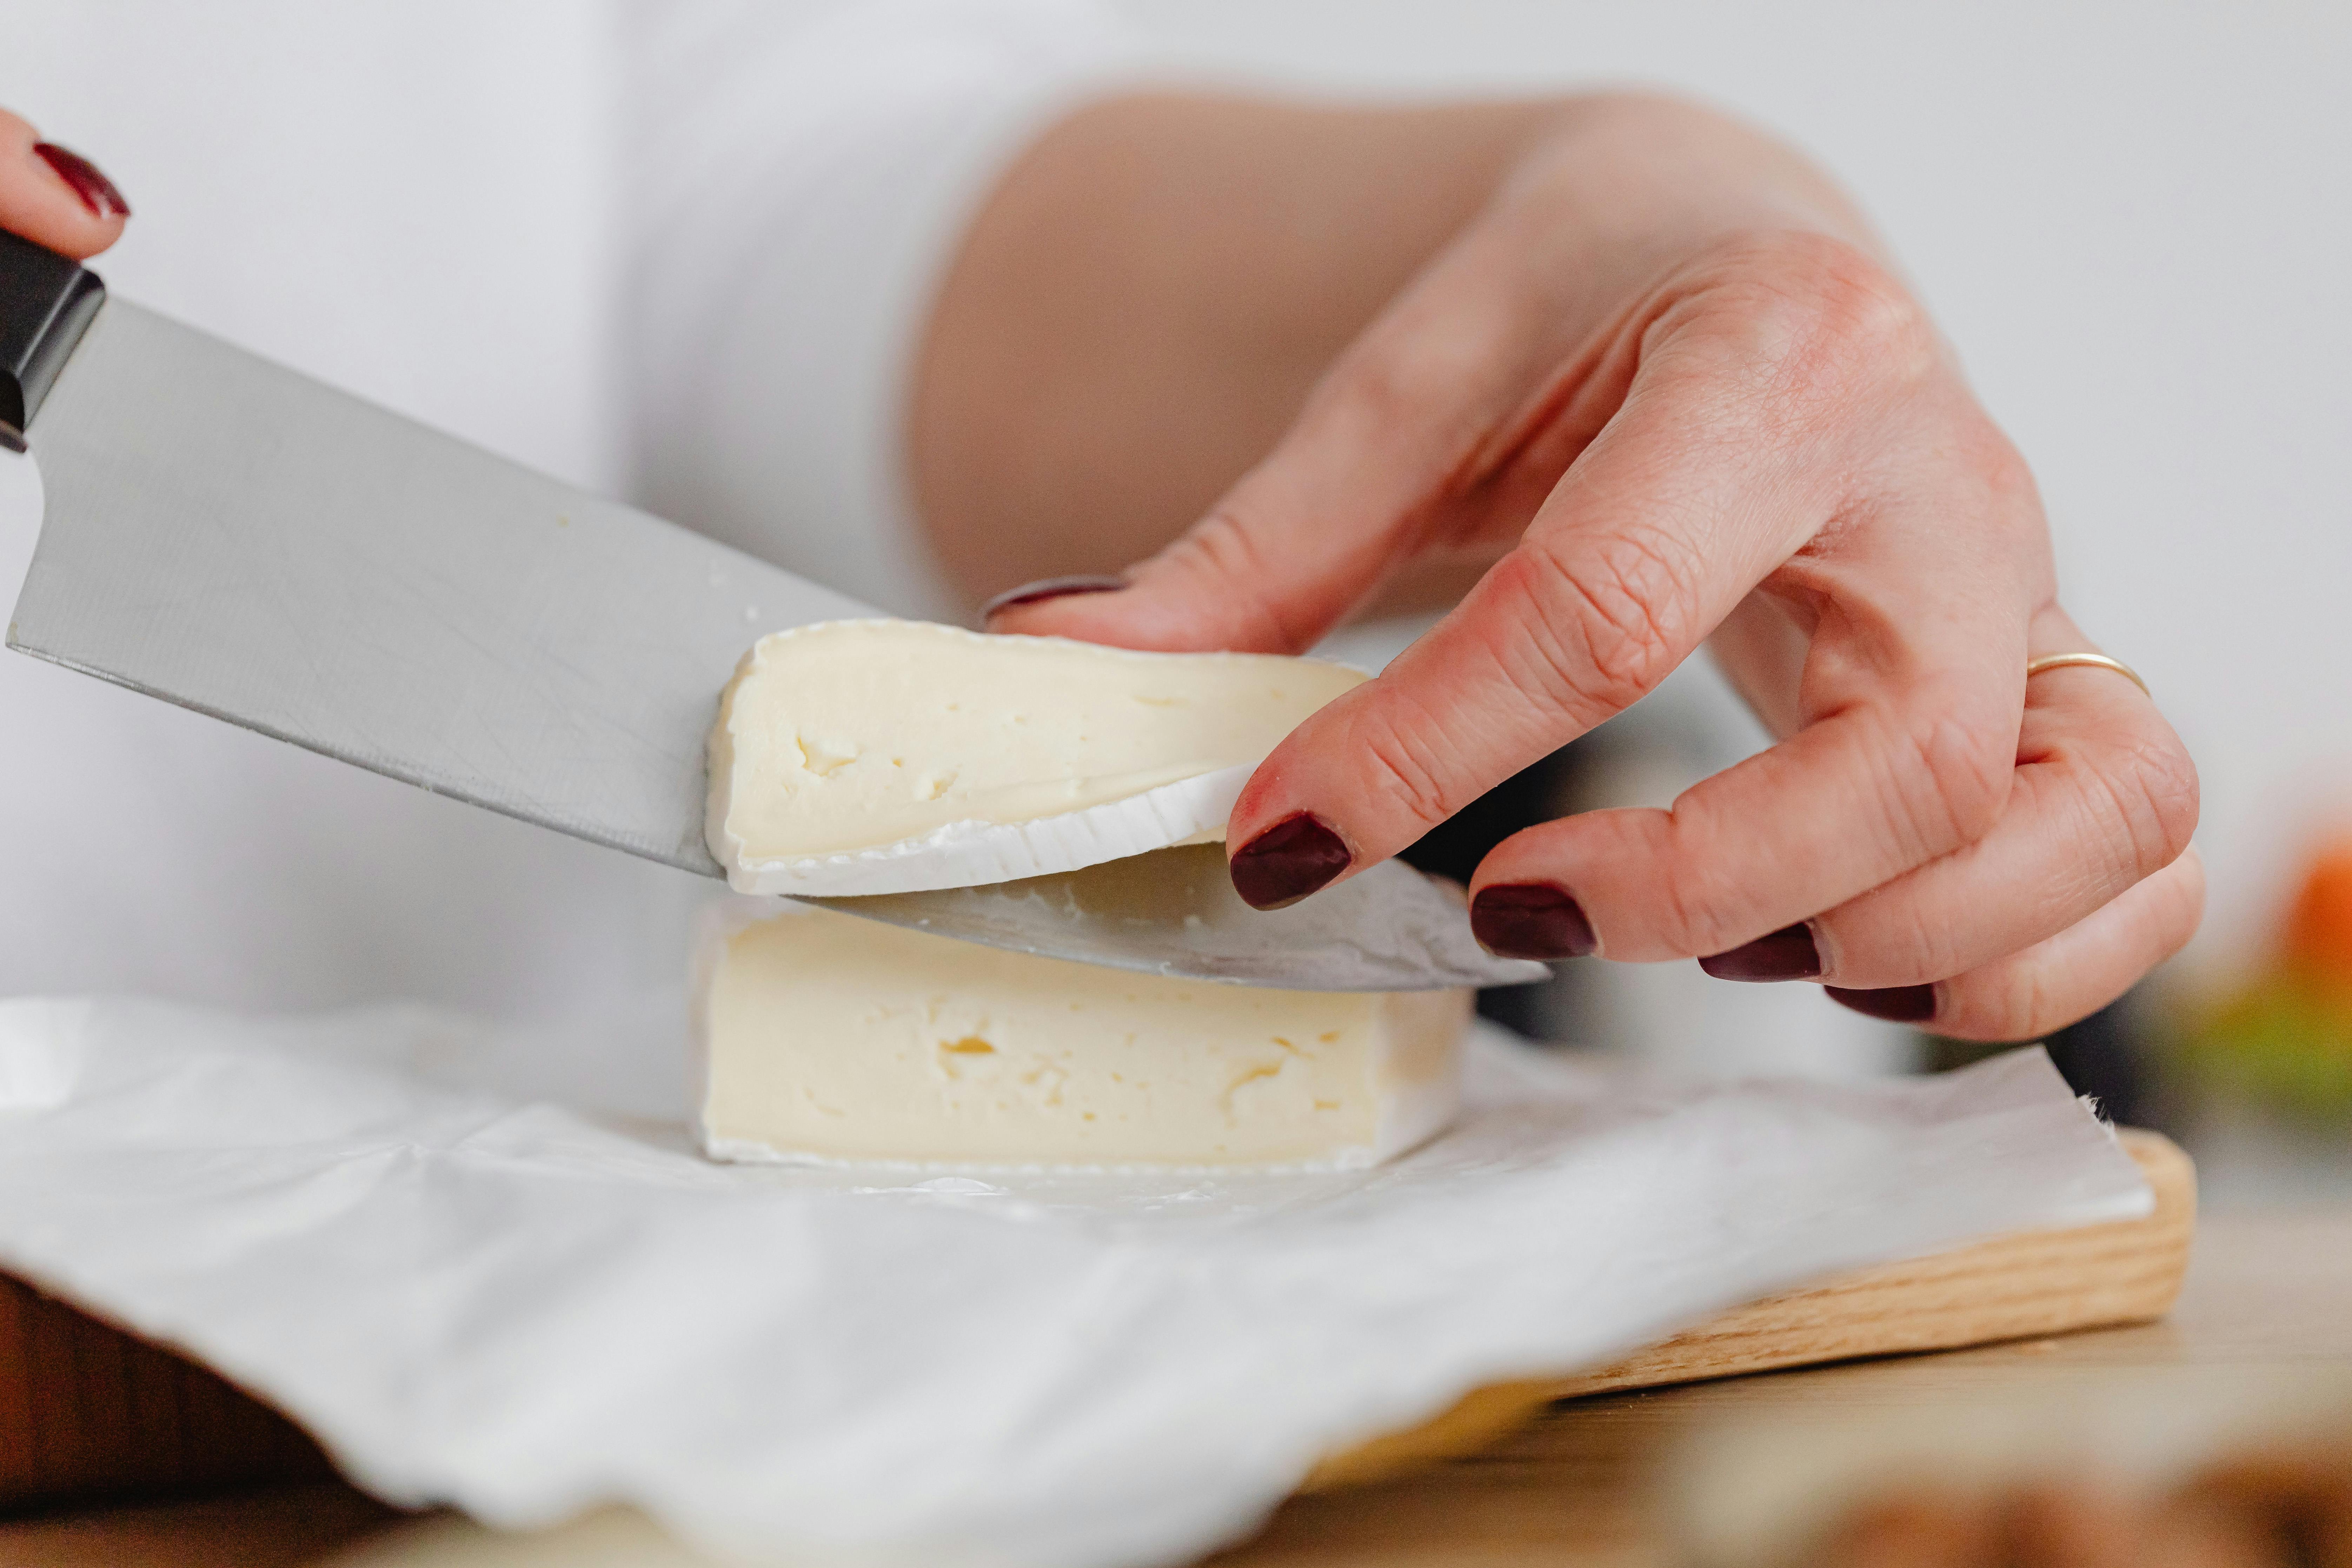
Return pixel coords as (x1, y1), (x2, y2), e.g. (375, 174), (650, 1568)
(2, 1), (2346, 1202)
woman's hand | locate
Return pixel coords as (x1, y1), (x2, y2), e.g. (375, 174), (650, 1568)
(938, 92), (2199, 1042)
(0, 109), (128, 257)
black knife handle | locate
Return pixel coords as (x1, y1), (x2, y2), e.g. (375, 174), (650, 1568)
(0, 228), (106, 454)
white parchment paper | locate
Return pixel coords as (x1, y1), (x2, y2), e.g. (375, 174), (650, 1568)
(0, 997), (2149, 1568)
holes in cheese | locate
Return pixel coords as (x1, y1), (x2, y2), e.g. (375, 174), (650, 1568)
(694, 904), (1468, 1170)
(704, 621), (1368, 896)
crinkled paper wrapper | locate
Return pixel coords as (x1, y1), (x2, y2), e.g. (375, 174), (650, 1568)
(0, 997), (2149, 1568)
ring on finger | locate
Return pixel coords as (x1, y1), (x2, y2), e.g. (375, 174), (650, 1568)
(2026, 651), (2148, 696)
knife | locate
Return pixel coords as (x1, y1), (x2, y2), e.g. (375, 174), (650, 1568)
(0, 231), (1546, 993)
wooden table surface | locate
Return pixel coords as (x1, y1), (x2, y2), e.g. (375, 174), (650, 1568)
(3, 1207), (2346, 1568)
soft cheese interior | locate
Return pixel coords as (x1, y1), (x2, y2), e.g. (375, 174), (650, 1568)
(706, 620), (1366, 867)
(696, 905), (1469, 1169)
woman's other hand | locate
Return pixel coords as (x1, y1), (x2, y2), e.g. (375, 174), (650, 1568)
(927, 92), (2199, 1043)
(0, 109), (128, 257)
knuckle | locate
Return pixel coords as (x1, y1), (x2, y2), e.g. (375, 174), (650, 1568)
(1678, 231), (1938, 405)
(1873, 689), (2015, 862)
(1323, 330), (1481, 445)
(1326, 346), (1422, 434)
(1344, 695), (1470, 832)
(1650, 851), (1752, 957)
(1852, 897), (1966, 988)
(1940, 963), (2068, 1045)
(1644, 798), (1781, 959)
(1897, 908), (1967, 985)
(2137, 734), (2203, 862)
(2087, 730), (2202, 877)
(1961, 419), (2041, 512)
(1942, 418), (2053, 577)
(2012, 964), (2068, 1042)
(1496, 529), (1702, 721)
(2013, 960), (2129, 1043)
(1922, 698), (2017, 843)
(1157, 507), (1306, 652)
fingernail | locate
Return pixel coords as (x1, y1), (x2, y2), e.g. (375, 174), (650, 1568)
(32, 142), (131, 219)
(1826, 984), (1939, 1024)
(981, 575), (1127, 620)
(1229, 812), (1351, 910)
(1699, 922), (1822, 982)
(1469, 883), (1597, 961)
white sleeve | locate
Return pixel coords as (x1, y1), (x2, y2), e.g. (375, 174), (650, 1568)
(623, 0), (1142, 622)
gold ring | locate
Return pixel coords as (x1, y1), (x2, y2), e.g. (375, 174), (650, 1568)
(2026, 652), (2149, 696)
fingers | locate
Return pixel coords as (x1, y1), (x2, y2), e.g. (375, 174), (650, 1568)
(1466, 615), (2202, 1044)
(1464, 613), (2199, 1043)
(1828, 845), (2205, 1043)
(1215, 235), (1970, 907)
(1466, 655), (2025, 964)
(1797, 653), (2198, 986)
(1484, 625), (2191, 973)
(0, 111), (130, 259)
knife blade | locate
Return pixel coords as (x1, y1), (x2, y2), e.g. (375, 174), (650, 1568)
(1, 234), (1546, 992)
(12, 293), (871, 873)
(809, 843), (1542, 992)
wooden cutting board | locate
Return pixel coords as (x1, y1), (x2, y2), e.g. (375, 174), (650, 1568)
(0, 1131), (2194, 1514)
(1303, 1128), (2195, 1489)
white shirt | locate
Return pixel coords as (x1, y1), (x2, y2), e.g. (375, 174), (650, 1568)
(0, 1), (1134, 1030)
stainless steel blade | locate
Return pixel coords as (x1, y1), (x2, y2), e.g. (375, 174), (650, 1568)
(7, 297), (1536, 992)
(810, 844), (1551, 991)
(9, 299), (873, 875)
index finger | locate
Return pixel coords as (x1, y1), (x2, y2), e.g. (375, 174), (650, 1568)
(1226, 240), (1908, 906)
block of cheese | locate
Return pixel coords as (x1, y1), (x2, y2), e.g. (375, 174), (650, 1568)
(693, 903), (1469, 1170)
(705, 620), (1367, 896)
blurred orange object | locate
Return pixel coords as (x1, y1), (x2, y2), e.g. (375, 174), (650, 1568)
(2286, 834), (2352, 986)
(2184, 832), (2352, 1124)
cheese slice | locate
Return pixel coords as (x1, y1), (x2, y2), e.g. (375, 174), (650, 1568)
(705, 620), (1367, 896)
(693, 902), (1468, 1170)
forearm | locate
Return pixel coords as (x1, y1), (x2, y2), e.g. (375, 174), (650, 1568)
(909, 89), (1880, 611)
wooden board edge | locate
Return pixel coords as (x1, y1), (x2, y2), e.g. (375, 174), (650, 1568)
(1301, 1129), (2196, 1491)
(0, 1272), (335, 1511)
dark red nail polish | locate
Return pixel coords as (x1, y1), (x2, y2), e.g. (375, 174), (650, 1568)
(1229, 812), (1351, 910)
(1826, 984), (1939, 1023)
(32, 143), (130, 219)
(981, 575), (1127, 619)
(1469, 883), (1596, 961)
(1699, 922), (1822, 982)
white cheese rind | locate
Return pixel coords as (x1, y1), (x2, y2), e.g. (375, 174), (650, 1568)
(692, 901), (1467, 1172)
(718, 762), (1250, 898)
(705, 620), (1366, 896)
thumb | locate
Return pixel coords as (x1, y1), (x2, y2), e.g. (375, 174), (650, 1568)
(983, 228), (1569, 654)
(981, 404), (1448, 656)
(0, 111), (131, 261)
